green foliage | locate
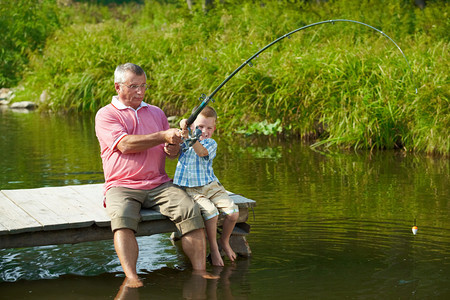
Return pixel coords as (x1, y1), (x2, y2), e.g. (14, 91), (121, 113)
(237, 119), (283, 136)
(6, 0), (449, 155)
(0, 0), (61, 87)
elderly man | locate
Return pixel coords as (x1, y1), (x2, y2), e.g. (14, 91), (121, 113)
(95, 63), (210, 287)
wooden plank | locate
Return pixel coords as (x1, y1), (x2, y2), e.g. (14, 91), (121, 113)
(68, 184), (110, 225)
(136, 219), (177, 237)
(36, 185), (102, 224)
(0, 219), (178, 250)
(0, 192), (42, 234)
(2, 187), (95, 231)
(228, 192), (257, 208)
(0, 184), (256, 250)
(0, 224), (113, 249)
(0, 221), (7, 232)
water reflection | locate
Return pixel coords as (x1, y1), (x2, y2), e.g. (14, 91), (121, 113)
(113, 261), (252, 300)
(0, 109), (103, 189)
(0, 259), (252, 300)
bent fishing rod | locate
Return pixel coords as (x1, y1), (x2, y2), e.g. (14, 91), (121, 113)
(185, 19), (416, 137)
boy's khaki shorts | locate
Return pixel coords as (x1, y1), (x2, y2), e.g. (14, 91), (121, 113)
(185, 181), (239, 220)
(105, 181), (204, 235)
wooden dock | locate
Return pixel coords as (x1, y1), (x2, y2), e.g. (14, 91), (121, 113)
(0, 184), (256, 254)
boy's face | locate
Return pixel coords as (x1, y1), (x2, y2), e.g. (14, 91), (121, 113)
(193, 115), (216, 141)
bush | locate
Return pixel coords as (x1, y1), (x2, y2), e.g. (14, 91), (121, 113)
(9, 0), (449, 154)
(0, 0), (61, 87)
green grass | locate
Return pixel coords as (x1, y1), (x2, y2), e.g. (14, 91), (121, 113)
(5, 0), (449, 155)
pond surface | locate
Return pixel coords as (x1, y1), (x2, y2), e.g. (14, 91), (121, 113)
(0, 108), (449, 299)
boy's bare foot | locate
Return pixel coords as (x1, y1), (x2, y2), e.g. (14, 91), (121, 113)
(210, 248), (224, 266)
(219, 239), (237, 262)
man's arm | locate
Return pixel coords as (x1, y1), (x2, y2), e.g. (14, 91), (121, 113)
(117, 128), (182, 154)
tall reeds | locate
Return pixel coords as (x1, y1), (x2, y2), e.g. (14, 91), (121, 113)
(9, 0), (449, 154)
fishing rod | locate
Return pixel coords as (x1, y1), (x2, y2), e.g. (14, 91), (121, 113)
(185, 19), (416, 131)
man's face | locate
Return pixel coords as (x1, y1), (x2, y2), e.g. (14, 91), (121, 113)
(115, 71), (147, 109)
(193, 115), (216, 141)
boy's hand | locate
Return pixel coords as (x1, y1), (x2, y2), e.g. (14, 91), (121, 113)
(179, 119), (189, 139)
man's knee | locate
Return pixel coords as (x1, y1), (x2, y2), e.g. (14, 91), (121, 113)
(159, 185), (205, 235)
(176, 209), (205, 235)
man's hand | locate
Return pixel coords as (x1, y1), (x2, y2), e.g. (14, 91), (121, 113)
(163, 128), (181, 158)
(163, 128), (182, 145)
(179, 119), (189, 139)
(164, 142), (180, 158)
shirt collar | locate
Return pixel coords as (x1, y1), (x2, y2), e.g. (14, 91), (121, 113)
(111, 96), (148, 110)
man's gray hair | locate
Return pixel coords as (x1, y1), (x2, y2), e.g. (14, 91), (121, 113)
(114, 63), (146, 83)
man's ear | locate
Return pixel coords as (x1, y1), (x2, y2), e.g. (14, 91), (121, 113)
(114, 82), (121, 93)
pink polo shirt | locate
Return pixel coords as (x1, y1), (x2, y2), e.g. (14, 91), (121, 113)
(95, 96), (171, 195)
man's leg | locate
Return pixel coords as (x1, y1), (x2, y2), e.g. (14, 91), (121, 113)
(145, 182), (218, 278)
(105, 187), (149, 287)
(181, 228), (219, 279)
(114, 228), (143, 288)
(180, 228), (207, 271)
(146, 183), (207, 269)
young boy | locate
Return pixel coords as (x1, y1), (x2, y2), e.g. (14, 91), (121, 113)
(174, 106), (239, 266)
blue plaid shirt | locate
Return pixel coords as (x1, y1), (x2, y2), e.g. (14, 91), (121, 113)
(173, 138), (219, 187)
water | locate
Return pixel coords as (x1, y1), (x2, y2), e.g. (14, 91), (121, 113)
(0, 108), (449, 299)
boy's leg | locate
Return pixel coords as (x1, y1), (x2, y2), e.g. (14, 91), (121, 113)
(203, 181), (240, 262)
(185, 185), (224, 266)
(219, 212), (239, 262)
(205, 216), (224, 266)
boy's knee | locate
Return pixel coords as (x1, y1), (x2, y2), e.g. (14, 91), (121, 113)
(203, 207), (219, 221)
(228, 211), (239, 221)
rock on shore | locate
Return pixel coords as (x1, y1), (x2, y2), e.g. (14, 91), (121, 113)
(0, 88), (38, 110)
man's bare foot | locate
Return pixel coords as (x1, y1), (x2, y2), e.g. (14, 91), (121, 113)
(211, 249), (224, 266)
(219, 239), (237, 262)
(192, 269), (220, 280)
(125, 277), (144, 288)
(115, 277), (142, 300)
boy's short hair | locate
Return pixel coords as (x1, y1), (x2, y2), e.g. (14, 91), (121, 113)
(194, 106), (217, 121)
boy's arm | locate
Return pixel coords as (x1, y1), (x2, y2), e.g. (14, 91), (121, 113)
(180, 118), (208, 157)
(192, 140), (208, 157)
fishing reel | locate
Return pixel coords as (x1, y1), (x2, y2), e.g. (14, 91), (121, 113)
(181, 93), (211, 151)
(181, 126), (202, 152)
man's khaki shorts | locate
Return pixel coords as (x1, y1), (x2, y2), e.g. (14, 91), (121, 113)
(105, 181), (204, 235)
(185, 181), (239, 220)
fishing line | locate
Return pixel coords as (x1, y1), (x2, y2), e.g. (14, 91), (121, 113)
(186, 19), (417, 127)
